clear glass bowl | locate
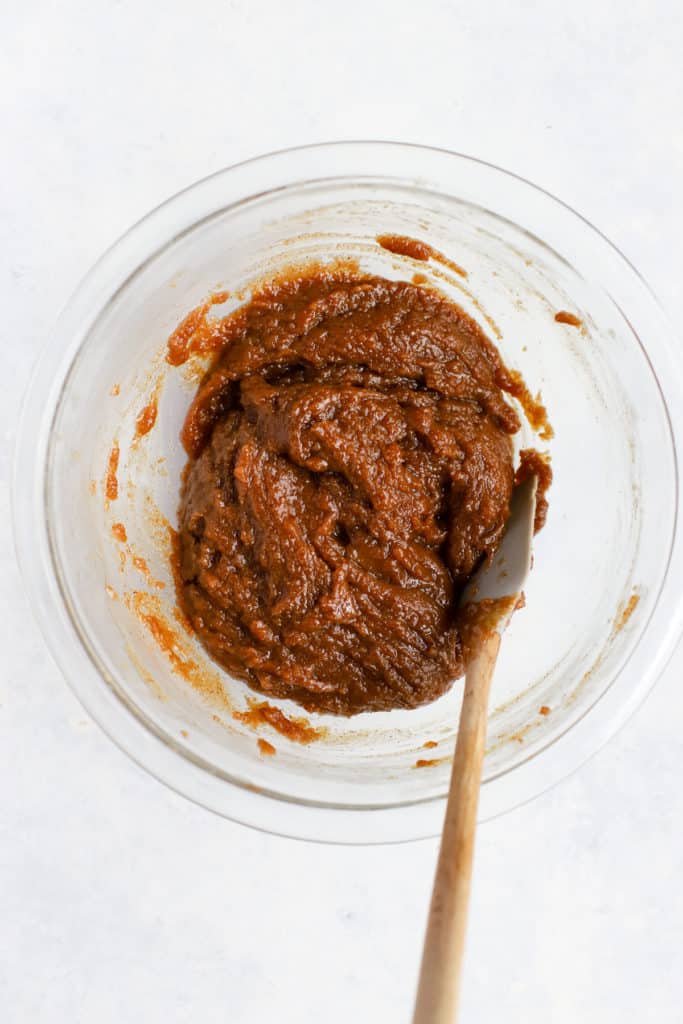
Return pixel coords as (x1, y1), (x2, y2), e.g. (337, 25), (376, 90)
(14, 142), (683, 843)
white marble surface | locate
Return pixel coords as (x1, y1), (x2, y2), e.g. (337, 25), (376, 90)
(2, 2), (683, 1020)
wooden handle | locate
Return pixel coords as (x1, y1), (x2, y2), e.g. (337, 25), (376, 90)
(412, 630), (501, 1024)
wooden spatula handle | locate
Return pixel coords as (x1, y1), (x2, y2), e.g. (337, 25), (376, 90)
(412, 630), (501, 1024)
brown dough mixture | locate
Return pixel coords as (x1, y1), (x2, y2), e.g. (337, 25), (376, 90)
(175, 268), (533, 715)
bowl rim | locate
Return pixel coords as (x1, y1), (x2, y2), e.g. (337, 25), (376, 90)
(13, 140), (683, 844)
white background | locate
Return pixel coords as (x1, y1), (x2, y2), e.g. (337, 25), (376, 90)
(2, 2), (683, 1021)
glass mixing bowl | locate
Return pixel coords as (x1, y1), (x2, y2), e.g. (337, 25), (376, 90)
(14, 142), (683, 843)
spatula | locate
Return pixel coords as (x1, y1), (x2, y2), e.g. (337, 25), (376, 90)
(412, 474), (538, 1024)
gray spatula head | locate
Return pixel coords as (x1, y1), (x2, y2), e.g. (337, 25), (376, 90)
(460, 475), (538, 629)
